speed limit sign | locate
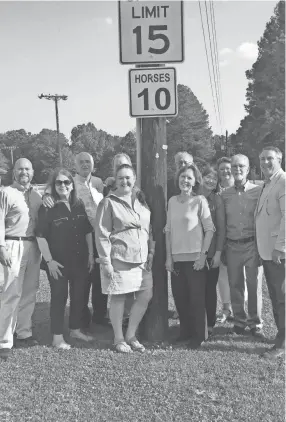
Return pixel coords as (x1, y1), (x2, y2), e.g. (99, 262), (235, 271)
(118, 1), (184, 64)
(129, 67), (177, 117)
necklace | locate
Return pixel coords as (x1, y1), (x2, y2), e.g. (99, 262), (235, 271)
(177, 193), (193, 203)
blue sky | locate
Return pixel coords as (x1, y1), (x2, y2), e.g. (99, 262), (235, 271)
(0, 1), (277, 140)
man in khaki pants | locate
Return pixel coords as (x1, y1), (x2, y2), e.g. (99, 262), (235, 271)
(221, 154), (264, 338)
(0, 158), (42, 360)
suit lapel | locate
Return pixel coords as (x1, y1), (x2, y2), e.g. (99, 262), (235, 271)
(256, 171), (282, 214)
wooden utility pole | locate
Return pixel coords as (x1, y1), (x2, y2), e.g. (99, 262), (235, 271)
(118, 0), (184, 342)
(140, 117), (168, 342)
(38, 93), (68, 166)
(225, 129), (229, 157)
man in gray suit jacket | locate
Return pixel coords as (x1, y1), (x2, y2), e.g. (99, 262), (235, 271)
(255, 146), (285, 359)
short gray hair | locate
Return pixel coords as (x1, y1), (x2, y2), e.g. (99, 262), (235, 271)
(174, 151), (193, 166)
(260, 146), (283, 162)
(75, 152), (94, 167)
(231, 154), (249, 167)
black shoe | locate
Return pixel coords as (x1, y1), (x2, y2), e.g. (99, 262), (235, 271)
(250, 328), (266, 341)
(233, 326), (246, 335)
(0, 348), (11, 361)
(262, 346), (285, 359)
(15, 336), (38, 347)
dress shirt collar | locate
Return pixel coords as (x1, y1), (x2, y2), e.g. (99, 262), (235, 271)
(263, 168), (282, 186)
(75, 173), (92, 185)
(11, 181), (33, 192)
(234, 180), (249, 192)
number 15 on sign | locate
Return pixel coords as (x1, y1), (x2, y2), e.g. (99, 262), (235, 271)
(119, 1), (184, 64)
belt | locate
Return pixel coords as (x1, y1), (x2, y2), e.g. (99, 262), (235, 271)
(227, 236), (255, 244)
(5, 236), (35, 241)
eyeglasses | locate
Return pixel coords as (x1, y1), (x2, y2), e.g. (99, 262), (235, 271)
(231, 164), (247, 169)
(55, 180), (72, 187)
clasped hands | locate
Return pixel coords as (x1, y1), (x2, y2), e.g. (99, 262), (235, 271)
(166, 252), (221, 273)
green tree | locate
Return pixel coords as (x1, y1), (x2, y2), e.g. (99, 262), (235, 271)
(234, 0), (285, 164)
(70, 123), (120, 175)
(166, 84), (215, 177)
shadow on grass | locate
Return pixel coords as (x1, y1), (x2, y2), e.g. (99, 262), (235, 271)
(166, 321), (273, 356)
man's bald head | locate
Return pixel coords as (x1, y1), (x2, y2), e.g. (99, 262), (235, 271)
(75, 152), (94, 178)
(13, 158), (34, 187)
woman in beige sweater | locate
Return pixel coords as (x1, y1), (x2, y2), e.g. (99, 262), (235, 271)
(165, 164), (215, 349)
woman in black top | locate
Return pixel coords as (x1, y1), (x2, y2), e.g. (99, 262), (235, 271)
(36, 168), (94, 349)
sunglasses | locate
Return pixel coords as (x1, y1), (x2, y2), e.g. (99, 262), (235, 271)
(55, 180), (72, 187)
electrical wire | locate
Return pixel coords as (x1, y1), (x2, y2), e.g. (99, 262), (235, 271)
(198, 1), (219, 129)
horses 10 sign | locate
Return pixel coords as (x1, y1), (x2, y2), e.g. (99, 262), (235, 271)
(129, 67), (177, 118)
(118, 1), (184, 64)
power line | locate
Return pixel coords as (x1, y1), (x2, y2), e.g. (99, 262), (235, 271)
(210, 0), (225, 132)
(198, 1), (219, 130)
(204, 0), (222, 134)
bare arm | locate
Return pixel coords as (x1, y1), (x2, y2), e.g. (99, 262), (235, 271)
(36, 237), (63, 280)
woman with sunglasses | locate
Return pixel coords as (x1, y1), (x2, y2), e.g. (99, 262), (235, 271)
(165, 164), (215, 349)
(200, 166), (226, 336)
(36, 168), (95, 349)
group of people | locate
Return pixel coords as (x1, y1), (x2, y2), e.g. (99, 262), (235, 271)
(0, 146), (284, 360)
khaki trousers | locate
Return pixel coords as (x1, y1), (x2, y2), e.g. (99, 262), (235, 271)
(0, 240), (41, 349)
(226, 240), (263, 329)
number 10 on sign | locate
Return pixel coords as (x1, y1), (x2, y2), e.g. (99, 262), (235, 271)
(129, 67), (177, 118)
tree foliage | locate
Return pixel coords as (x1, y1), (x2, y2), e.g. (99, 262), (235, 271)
(166, 84), (215, 177)
(0, 129), (72, 183)
(233, 0), (285, 167)
(0, 83), (217, 184)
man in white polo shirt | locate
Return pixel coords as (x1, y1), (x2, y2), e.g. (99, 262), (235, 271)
(0, 158), (42, 360)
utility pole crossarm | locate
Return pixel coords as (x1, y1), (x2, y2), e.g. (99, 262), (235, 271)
(38, 93), (68, 166)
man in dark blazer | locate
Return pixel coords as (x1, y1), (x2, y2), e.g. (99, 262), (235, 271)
(255, 146), (285, 359)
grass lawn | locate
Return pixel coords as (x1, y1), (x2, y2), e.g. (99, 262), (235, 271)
(0, 269), (284, 422)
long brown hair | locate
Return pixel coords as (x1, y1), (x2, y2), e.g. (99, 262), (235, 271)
(48, 168), (79, 207)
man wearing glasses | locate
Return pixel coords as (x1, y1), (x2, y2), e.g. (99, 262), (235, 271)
(221, 154), (264, 338)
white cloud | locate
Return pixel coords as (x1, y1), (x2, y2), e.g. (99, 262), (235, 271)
(236, 42), (258, 60)
(219, 60), (229, 68)
(219, 48), (233, 56)
(105, 17), (113, 25)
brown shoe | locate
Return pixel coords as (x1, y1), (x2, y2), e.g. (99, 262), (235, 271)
(15, 336), (38, 347)
(262, 346), (285, 359)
